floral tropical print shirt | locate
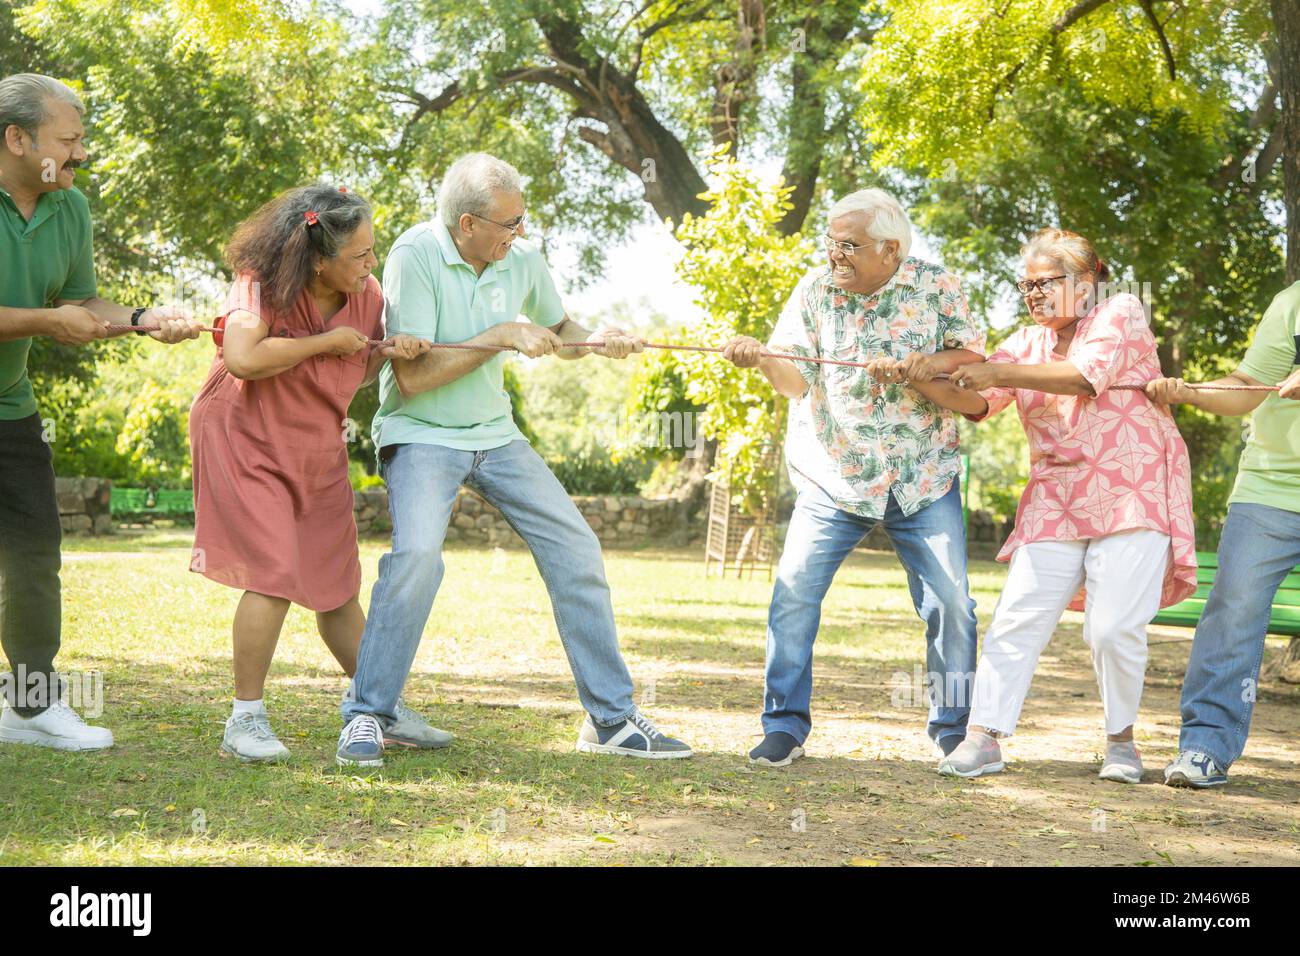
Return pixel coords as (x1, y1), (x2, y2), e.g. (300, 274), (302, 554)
(768, 258), (984, 519)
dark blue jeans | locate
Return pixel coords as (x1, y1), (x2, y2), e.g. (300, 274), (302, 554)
(761, 479), (978, 745)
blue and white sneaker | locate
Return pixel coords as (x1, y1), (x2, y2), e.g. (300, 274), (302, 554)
(336, 714), (385, 768)
(1164, 750), (1228, 789)
(575, 709), (692, 759)
(342, 681), (452, 750)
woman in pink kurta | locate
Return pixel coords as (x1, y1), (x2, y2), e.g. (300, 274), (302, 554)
(189, 184), (428, 762)
(938, 228), (1196, 785)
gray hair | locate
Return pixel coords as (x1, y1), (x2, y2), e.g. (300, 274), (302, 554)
(438, 152), (523, 232)
(0, 74), (85, 143)
(828, 188), (912, 260)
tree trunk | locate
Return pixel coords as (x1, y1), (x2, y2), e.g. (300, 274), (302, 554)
(1273, 0), (1300, 283)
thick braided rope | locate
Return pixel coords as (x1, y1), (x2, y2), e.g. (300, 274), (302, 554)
(111, 324), (1281, 392)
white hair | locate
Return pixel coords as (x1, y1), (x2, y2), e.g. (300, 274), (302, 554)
(828, 188), (912, 260)
(0, 73), (84, 143)
(438, 152), (524, 232)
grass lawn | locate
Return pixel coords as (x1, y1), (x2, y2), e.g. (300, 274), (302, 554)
(2, 530), (1298, 866)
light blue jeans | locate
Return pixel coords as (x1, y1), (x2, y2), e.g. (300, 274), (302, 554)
(762, 479), (978, 745)
(342, 440), (636, 727)
(1179, 502), (1300, 769)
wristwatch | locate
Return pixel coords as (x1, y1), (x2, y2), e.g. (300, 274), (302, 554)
(129, 307), (150, 335)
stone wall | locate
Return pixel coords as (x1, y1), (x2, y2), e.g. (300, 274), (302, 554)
(854, 508), (1014, 560)
(56, 477), (113, 536)
(353, 488), (685, 548)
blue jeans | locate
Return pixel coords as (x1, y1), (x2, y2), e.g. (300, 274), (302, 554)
(762, 479), (978, 745)
(342, 440), (636, 727)
(1179, 502), (1300, 770)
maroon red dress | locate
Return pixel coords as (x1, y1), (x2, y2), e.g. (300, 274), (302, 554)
(189, 273), (384, 611)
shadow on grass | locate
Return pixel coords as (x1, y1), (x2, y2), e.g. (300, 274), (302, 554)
(3, 632), (1299, 866)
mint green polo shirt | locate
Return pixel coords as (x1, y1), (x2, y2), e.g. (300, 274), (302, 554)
(372, 220), (566, 451)
(1230, 281), (1300, 514)
(0, 185), (98, 420)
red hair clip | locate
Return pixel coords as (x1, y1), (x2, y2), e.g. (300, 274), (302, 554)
(338, 186), (348, 194)
(304, 210), (320, 227)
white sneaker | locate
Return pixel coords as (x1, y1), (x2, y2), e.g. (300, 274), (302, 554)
(221, 711), (290, 762)
(0, 698), (113, 751)
(1099, 740), (1143, 784)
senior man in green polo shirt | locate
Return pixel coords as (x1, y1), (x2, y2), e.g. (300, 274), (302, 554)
(0, 74), (199, 752)
(337, 152), (692, 766)
(1147, 281), (1300, 788)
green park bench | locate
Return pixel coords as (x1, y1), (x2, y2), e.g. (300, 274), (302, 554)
(1150, 551), (1300, 637)
(109, 487), (195, 518)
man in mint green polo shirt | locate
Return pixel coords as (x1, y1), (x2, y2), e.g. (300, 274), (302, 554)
(1147, 281), (1300, 788)
(338, 152), (692, 766)
(0, 74), (200, 753)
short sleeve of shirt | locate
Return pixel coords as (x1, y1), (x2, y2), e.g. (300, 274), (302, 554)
(361, 275), (386, 340)
(216, 273), (269, 338)
(1068, 293), (1152, 395)
(519, 247), (566, 327)
(1239, 292), (1300, 386)
(768, 270), (822, 387)
(382, 239), (439, 339)
(933, 271), (983, 354)
(964, 340), (1020, 423)
(57, 190), (97, 301)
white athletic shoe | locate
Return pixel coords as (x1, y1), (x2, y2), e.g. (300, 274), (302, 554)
(0, 698), (113, 751)
(1098, 740), (1143, 784)
(221, 711), (290, 762)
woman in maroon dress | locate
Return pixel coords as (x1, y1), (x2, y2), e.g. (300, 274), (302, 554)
(189, 184), (433, 761)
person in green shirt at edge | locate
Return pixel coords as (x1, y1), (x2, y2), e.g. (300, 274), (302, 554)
(0, 74), (201, 752)
(336, 152), (692, 766)
(1147, 282), (1300, 788)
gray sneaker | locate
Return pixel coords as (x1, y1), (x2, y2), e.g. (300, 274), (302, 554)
(221, 711), (290, 763)
(937, 732), (1004, 778)
(1099, 740), (1143, 784)
(384, 699), (453, 750)
(575, 709), (693, 759)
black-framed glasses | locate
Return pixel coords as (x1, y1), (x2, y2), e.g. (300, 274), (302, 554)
(1015, 274), (1068, 296)
(823, 235), (869, 257)
(473, 212), (526, 233)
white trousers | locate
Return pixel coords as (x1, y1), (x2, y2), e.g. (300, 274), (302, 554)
(969, 529), (1170, 736)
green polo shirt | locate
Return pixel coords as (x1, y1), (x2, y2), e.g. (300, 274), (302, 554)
(372, 220), (566, 451)
(1230, 281), (1300, 514)
(0, 184), (98, 420)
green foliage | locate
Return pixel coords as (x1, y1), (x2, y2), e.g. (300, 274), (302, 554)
(113, 380), (192, 487)
(958, 411), (1030, 521)
(669, 151), (817, 510)
(501, 360), (537, 447)
(544, 448), (651, 495)
(50, 336), (213, 488)
(861, 0), (1286, 540)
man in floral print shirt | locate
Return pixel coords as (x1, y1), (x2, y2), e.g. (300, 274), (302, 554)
(723, 188), (990, 767)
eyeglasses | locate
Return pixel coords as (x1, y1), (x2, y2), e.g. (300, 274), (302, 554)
(823, 235), (870, 257)
(1015, 274), (1068, 296)
(473, 212), (526, 233)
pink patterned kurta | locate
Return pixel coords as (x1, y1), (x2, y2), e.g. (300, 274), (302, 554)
(971, 293), (1197, 611)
